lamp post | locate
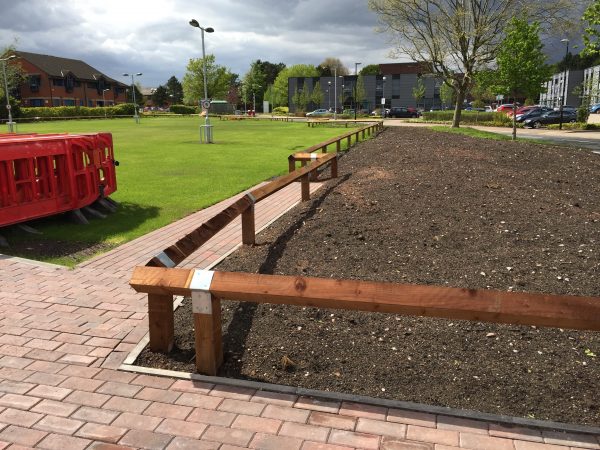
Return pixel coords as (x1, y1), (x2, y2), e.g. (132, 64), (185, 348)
(123, 72), (142, 123)
(340, 84), (344, 110)
(102, 88), (110, 117)
(189, 19), (215, 143)
(382, 76), (386, 118)
(1, 55), (17, 132)
(559, 38), (569, 130)
(252, 85), (261, 116)
(327, 81), (331, 110)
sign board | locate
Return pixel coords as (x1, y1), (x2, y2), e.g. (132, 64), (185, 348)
(263, 100), (270, 113)
(496, 94), (504, 101)
(201, 99), (211, 110)
(381, 97), (386, 105)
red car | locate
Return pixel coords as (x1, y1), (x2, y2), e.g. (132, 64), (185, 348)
(496, 104), (516, 113)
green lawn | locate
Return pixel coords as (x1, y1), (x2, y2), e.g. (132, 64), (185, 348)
(5, 117), (359, 265)
(429, 125), (515, 141)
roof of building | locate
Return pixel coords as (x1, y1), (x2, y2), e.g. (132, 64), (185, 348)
(378, 62), (432, 75)
(13, 50), (126, 86)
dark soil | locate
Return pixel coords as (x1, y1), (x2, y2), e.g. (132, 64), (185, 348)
(137, 127), (600, 426)
(1, 237), (112, 265)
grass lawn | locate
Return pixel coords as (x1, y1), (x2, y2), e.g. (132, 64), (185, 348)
(5, 117), (359, 265)
(428, 125), (555, 145)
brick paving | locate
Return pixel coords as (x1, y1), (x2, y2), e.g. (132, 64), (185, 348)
(1, 181), (599, 449)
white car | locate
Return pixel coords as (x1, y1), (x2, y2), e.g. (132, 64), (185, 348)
(306, 109), (329, 117)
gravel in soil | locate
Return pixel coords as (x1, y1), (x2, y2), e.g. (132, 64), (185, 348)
(136, 127), (600, 426)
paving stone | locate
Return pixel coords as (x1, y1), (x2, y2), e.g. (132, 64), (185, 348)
(201, 425), (254, 447)
(328, 429), (381, 449)
(187, 408), (236, 427)
(0, 424), (47, 447)
(279, 421), (329, 442)
(71, 406), (120, 424)
(387, 409), (437, 428)
(0, 407), (43, 427)
(103, 396), (150, 414)
(295, 396), (341, 414)
(437, 416), (488, 435)
(249, 432), (304, 449)
(144, 402), (193, 420)
(166, 436), (220, 449)
(356, 418), (407, 439)
(27, 384), (72, 401)
(175, 393), (222, 409)
(119, 429), (174, 450)
(31, 399), (79, 417)
(75, 422), (129, 443)
(33, 415), (84, 435)
(219, 398), (265, 416)
(112, 412), (162, 431)
(36, 432), (91, 450)
(339, 401), (387, 420)
(156, 418), (206, 439)
(459, 432), (515, 450)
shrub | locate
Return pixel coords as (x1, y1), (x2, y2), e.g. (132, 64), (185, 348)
(169, 104), (197, 115)
(272, 106), (289, 115)
(422, 110), (512, 125)
(18, 104), (137, 119)
(577, 105), (590, 123)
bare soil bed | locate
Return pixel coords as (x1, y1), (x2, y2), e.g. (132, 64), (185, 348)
(137, 127), (600, 426)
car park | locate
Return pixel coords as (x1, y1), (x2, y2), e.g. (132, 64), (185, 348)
(523, 110), (577, 128)
(306, 109), (330, 117)
(387, 107), (420, 118)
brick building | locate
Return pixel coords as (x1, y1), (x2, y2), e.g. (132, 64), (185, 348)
(8, 51), (128, 108)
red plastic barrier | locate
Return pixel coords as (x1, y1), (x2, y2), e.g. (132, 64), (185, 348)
(0, 132), (118, 227)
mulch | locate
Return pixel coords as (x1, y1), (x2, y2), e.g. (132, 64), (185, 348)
(137, 127), (600, 426)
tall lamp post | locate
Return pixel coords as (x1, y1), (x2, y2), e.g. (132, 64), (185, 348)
(189, 19), (215, 143)
(102, 88), (110, 117)
(559, 38), (569, 130)
(327, 81), (331, 110)
(382, 76), (386, 118)
(123, 72), (142, 123)
(340, 84), (344, 111)
(1, 55), (17, 132)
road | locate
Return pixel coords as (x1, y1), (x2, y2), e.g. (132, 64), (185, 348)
(383, 119), (600, 153)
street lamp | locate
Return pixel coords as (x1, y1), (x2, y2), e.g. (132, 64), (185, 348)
(382, 76), (386, 118)
(340, 84), (344, 110)
(123, 72), (142, 123)
(559, 38), (569, 130)
(102, 88), (110, 117)
(327, 81), (331, 110)
(189, 18), (215, 143)
(1, 55), (17, 132)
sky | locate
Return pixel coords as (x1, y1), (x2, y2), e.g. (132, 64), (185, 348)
(0, 0), (402, 87)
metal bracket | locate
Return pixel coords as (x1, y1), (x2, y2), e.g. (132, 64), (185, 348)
(190, 270), (215, 314)
(311, 154), (318, 160)
(155, 251), (175, 268)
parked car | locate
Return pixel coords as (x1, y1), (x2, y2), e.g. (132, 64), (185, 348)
(496, 104), (517, 113)
(485, 105), (493, 112)
(515, 107), (552, 122)
(523, 110), (577, 128)
(371, 108), (390, 116)
(589, 103), (600, 113)
(387, 107), (420, 118)
(553, 105), (577, 113)
(306, 109), (330, 117)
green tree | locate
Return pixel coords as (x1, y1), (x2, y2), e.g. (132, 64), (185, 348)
(583, 0), (600, 56)
(355, 75), (367, 111)
(412, 78), (426, 108)
(254, 60), (286, 85)
(439, 81), (454, 109)
(127, 83), (144, 106)
(0, 46), (25, 119)
(311, 82), (324, 109)
(182, 54), (235, 104)
(165, 76), (184, 104)
(491, 17), (552, 140)
(369, 0), (584, 127)
(360, 64), (381, 75)
(298, 80), (311, 111)
(151, 85), (169, 107)
(291, 87), (301, 112)
(242, 61), (266, 111)
(272, 64), (319, 107)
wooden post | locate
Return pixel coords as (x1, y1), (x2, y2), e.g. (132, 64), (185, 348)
(288, 156), (296, 173)
(336, 140), (341, 152)
(362, 129), (366, 139)
(193, 294), (223, 375)
(147, 294), (174, 352)
(322, 144), (327, 153)
(331, 155), (338, 178)
(241, 206), (255, 245)
(347, 136), (351, 148)
(300, 161), (310, 201)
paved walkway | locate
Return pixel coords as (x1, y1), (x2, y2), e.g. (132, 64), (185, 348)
(0, 180), (599, 449)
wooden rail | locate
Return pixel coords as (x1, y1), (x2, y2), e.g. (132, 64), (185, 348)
(130, 266), (600, 375)
(146, 122), (382, 268)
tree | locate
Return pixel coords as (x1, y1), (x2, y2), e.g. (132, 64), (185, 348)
(182, 54), (235, 104)
(360, 64), (381, 75)
(165, 76), (184, 104)
(226, 85), (240, 108)
(491, 17), (552, 140)
(291, 88), (301, 112)
(318, 57), (349, 76)
(412, 78), (426, 108)
(583, 0), (600, 56)
(311, 82), (324, 109)
(272, 64), (319, 107)
(355, 75), (367, 112)
(127, 83), (144, 106)
(298, 80), (311, 111)
(439, 81), (454, 109)
(242, 61), (266, 111)
(0, 46), (25, 119)
(151, 85), (169, 107)
(369, 0), (584, 127)
(254, 60), (286, 85)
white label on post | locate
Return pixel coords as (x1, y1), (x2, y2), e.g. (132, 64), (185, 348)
(192, 291), (212, 314)
(381, 97), (386, 105)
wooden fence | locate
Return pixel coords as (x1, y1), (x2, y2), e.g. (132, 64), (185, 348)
(129, 266), (600, 375)
(146, 121), (382, 269)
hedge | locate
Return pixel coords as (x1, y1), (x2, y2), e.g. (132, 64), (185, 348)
(18, 104), (136, 119)
(169, 105), (198, 115)
(422, 110), (512, 125)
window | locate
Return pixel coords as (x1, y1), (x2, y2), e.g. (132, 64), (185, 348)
(53, 78), (64, 87)
(52, 99), (61, 106)
(65, 74), (75, 93)
(29, 99), (44, 107)
(63, 99), (75, 106)
(29, 75), (41, 92)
